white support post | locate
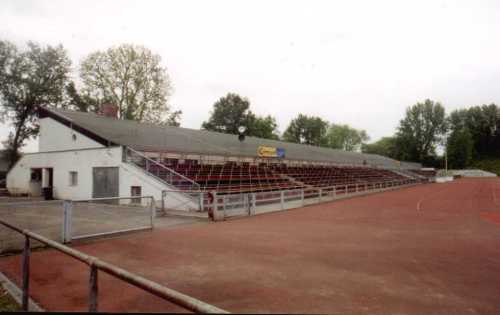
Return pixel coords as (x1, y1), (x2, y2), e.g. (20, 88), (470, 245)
(333, 186), (337, 199)
(318, 188), (322, 202)
(301, 189), (305, 206)
(280, 191), (285, 210)
(251, 193), (256, 215)
(149, 197), (155, 228)
(62, 200), (73, 243)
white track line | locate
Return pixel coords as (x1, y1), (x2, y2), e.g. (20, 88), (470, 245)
(416, 185), (452, 212)
(492, 180), (499, 206)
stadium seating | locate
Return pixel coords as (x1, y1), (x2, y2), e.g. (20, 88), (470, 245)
(142, 159), (420, 194)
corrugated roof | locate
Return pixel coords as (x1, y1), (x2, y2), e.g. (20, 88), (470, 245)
(46, 108), (411, 168)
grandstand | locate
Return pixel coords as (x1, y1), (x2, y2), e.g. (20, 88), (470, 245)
(7, 107), (430, 214)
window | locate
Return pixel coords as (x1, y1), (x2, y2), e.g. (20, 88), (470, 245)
(69, 171), (78, 186)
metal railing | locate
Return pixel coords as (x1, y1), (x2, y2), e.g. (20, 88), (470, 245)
(123, 147), (201, 191)
(0, 219), (228, 313)
(208, 178), (421, 220)
(62, 196), (156, 243)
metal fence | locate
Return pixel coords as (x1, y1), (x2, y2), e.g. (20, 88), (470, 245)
(205, 178), (423, 220)
(0, 219), (228, 313)
(62, 196), (156, 243)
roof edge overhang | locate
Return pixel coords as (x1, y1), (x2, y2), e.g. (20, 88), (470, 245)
(37, 106), (118, 147)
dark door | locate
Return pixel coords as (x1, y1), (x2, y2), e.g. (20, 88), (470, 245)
(92, 167), (119, 198)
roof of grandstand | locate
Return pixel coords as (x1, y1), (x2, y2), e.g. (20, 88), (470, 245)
(39, 107), (422, 169)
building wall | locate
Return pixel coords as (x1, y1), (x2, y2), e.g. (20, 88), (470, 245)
(6, 146), (196, 209)
(38, 117), (104, 152)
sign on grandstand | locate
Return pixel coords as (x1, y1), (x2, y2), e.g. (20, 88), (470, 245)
(258, 146), (285, 158)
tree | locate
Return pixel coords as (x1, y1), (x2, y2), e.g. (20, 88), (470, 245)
(447, 127), (473, 169)
(362, 137), (399, 158)
(80, 44), (180, 125)
(394, 99), (447, 162)
(448, 105), (500, 159)
(202, 93), (280, 139)
(0, 40), (71, 167)
(247, 115), (280, 140)
(325, 124), (369, 151)
(283, 114), (329, 146)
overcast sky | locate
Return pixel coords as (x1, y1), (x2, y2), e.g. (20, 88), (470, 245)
(2, 0), (500, 152)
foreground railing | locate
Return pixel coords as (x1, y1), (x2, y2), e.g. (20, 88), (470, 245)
(0, 219), (228, 313)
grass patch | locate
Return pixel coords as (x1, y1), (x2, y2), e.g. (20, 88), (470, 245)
(471, 158), (500, 176)
(0, 287), (20, 311)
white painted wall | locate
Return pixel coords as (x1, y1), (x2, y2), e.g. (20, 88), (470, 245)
(7, 146), (197, 210)
(38, 117), (104, 152)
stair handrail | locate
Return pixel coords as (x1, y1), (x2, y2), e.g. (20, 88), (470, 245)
(123, 146), (201, 191)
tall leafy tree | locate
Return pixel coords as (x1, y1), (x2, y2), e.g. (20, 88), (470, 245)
(325, 124), (369, 151)
(283, 114), (329, 146)
(448, 105), (500, 159)
(0, 40), (71, 167)
(202, 93), (280, 139)
(362, 137), (398, 158)
(395, 99), (447, 162)
(446, 127), (473, 169)
(80, 44), (180, 125)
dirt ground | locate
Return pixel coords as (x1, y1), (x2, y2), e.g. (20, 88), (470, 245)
(0, 198), (204, 253)
(0, 178), (499, 314)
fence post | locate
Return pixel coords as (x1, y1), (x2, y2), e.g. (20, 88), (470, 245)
(251, 193), (256, 215)
(89, 264), (98, 312)
(161, 191), (166, 212)
(22, 236), (30, 311)
(301, 189), (305, 206)
(62, 200), (73, 244)
(280, 191), (285, 210)
(199, 193), (204, 212)
(318, 188), (322, 202)
(333, 186), (337, 199)
(149, 197), (155, 228)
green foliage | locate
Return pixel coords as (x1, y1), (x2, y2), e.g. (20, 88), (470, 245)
(447, 127), (473, 169)
(448, 104), (500, 159)
(0, 288), (19, 312)
(247, 115), (280, 140)
(362, 137), (398, 158)
(471, 158), (500, 176)
(202, 93), (280, 139)
(395, 99), (447, 162)
(80, 44), (180, 125)
(283, 114), (329, 146)
(0, 40), (71, 167)
(325, 124), (369, 151)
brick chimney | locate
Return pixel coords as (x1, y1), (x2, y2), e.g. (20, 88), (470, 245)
(99, 103), (119, 118)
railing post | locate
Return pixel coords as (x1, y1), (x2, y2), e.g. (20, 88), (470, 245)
(199, 193), (204, 212)
(300, 189), (304, 206)
(149, 197), (155, 228)
(318, 188), (322, 202)
(62, 200), (73, 244)
(280, 191), (285, 210)
(89, 264), (98, 312)
(333, 186), (337, 199)
(22, 236), (30, 311)
(251, 193), (256, 215)
(161, 191), (166, 212)
(145, 159), (150, 173)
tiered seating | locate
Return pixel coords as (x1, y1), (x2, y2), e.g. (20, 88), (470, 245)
(143, 157), (417, 194)
(270, 164), (409, 187)
(161, 160), (304, 193)
(411, 169), (436, 178)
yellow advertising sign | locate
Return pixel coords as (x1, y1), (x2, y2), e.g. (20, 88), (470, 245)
(258, 146), (285, 158)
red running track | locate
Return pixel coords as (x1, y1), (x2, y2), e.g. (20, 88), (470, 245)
(1, 178), (500, 314)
